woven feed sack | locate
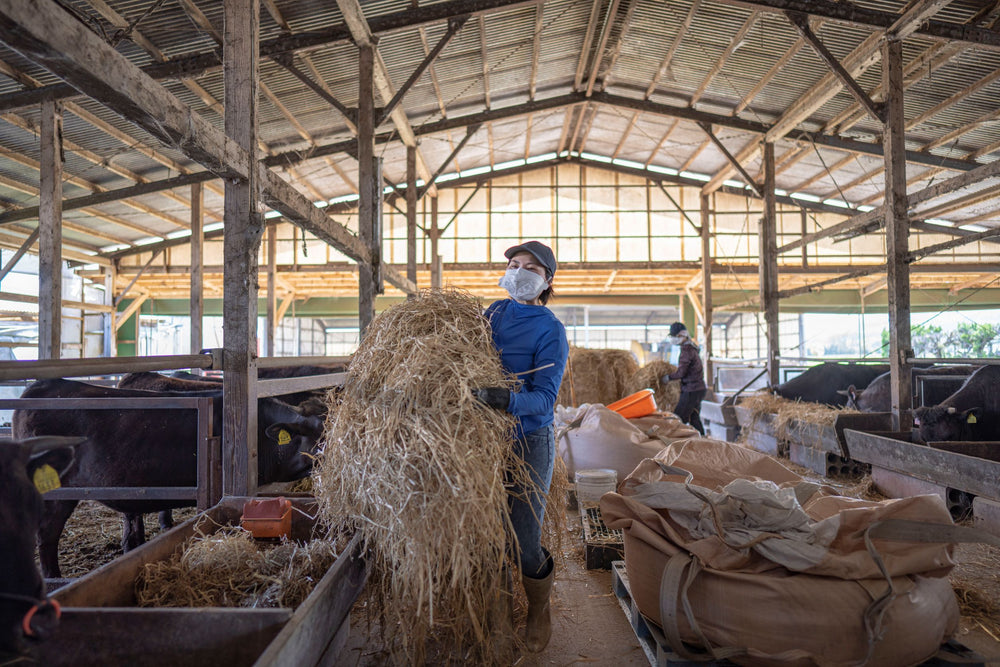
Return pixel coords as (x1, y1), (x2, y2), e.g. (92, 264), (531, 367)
(556, 404), (665, 483)
(629, 412), (700, 441)
(601, 438), (959, 667)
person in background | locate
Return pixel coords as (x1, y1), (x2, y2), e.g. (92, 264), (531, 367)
(662, 321), (707, 435)
(473, 240), (569, 653)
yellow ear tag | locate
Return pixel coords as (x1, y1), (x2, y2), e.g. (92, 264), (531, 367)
(967, 413), (978, 424)
(277, 429), (291, 446)
(33, 464), (61, 494)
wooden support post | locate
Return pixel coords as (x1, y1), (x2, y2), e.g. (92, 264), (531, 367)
(266, 223), (277, 356)
(358, 42), (376, 335)
(190, 182), (204, 354)
(700, 193), (713, 390)
(430, 196), (442, 289)
(38, 99), (62, 360)
(103, 263), (116, 357)
(406, 144), (417, 296)
(760, 142), (779, 387)
(223, 0), (261, 496)
(883, 36), (912, 430)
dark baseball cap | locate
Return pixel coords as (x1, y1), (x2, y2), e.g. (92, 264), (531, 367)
(669, 322), (687, 337)
(504, 240), (557, 278)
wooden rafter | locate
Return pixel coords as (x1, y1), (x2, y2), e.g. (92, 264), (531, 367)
(690, 10), (760, 108)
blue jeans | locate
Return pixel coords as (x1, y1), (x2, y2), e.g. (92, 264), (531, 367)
(510, 424), (555, 578)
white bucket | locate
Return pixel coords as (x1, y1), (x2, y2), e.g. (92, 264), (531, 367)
(575, 468), (618, 504)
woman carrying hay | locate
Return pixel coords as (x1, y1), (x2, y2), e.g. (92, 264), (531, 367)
(473, 240), (569, 653)
(661, 321), (707, 435)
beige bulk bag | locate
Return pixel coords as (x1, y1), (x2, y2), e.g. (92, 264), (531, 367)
(601, 438), (961, 667)
(557, 405), (695, 482)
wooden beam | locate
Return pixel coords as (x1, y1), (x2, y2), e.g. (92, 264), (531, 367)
(114, 292), (148, 331)
(701, 193), (713, 386)
(785, 10), (884, 122)
(358, 42), (377, 336)
(0, 227), (38, 282)
(406, 145), (417, 293)
(266, 224), (277, 356)
(760, 142), (778, 387)
(38, 99), (61, 361)
(0, 291), (113, 313)
(190, 182), (204, 354)
(222, 0), (260, 497)
(276, 293), (294, 323)
(883, 36), (912, 431)
(114, 249), (163, 307)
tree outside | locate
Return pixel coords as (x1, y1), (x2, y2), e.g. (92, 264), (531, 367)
(880, 322), (1000, 358)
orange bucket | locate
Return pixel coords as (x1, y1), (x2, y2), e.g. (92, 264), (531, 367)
(241, 497), (292, 539)
(607, 389), (656, 419)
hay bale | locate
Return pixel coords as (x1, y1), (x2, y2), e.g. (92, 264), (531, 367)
(626, 360), (681, 412)
(557, 347), (639, 407)
(134, 524), (337, 609)
(315, 288), (537, 663)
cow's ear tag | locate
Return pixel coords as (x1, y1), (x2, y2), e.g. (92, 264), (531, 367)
(967, 413), (978, 424)
(277, 429), (291, 446)
(33, 464), (61, 494)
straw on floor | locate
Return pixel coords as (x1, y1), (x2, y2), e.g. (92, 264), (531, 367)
(314, 288), (540, 663)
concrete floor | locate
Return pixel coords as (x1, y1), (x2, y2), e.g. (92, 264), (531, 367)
(337, 533), (650, 666)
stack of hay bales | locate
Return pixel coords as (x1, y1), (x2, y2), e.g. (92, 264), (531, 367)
(625, 360), (681, 412)
(557, 347), (639, 407)
(314, 289), (541, 663)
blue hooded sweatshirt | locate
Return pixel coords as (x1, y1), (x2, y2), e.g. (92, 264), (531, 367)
(485, 299), (569, 440)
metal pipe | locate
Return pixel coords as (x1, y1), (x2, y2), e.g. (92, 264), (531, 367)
(907, 357), (1000, 366)
(256, 355), (351, 369)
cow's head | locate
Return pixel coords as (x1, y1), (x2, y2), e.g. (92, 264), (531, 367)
(913, 405), (982, 443)
(0, 436), (82, 657)
(836, 385), (861, 411)
(258, 410), (324, 484)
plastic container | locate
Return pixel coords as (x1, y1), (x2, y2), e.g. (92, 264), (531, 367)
(575, 468), (618, 504)
(240, 497), (292, 539)
(606, 388), (657, 419)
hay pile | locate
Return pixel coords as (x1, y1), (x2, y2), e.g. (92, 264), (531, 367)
(557, 347), (639, 407)
(315, 288), (538, 663)
(135, 524), (337, 608)
(740, 392), (857, 441)
(626, 360), (681, 412)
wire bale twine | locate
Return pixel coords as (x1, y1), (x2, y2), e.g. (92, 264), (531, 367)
(626, 360), (681, 412)
(557, 347), (639, 407)
(134, 523), (337, 609)
(315, 288), (543, 663)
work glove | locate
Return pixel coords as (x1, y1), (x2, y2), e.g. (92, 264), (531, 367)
(474, 387), (511, 410)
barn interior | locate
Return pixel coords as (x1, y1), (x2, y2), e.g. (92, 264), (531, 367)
(1, 0), (1000, 665)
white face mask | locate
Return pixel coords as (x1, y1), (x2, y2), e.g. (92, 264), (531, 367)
(668, 335), (685, 346)
(499, 268), (547, 302)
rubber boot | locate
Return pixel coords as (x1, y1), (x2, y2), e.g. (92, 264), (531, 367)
(522, 556), (554, 652)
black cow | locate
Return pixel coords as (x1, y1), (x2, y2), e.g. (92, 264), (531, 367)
(169, 367), (340, 417)
(913, 365), (1000, 442)
(12, 378), (323, 578)
(845, 365), (979, 412)
(773, 362), (889, 407)
(0, 436), (81, 659)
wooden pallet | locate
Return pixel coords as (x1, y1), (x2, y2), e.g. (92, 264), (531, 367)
(611, 561), (985, 667)
(580, 503), (624, 570)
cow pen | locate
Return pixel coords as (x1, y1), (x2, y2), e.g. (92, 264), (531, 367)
(28, 497), (367, 667)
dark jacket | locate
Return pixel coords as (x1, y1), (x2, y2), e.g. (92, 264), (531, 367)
(667, 341), (707, 393)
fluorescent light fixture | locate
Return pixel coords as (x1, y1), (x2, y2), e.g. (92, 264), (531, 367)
(822, 199), (852, 209)
(613, 158), (645, 170)
(328, 193), (359, 205)
(680, 171), (710, 182)
(460, 165), (492, 177)
(493, 159), (525, 171)
(647, 164), (678, 176)
(960, 223), (988, 232)
(580, 152), (612, 163)
(527, 152), (558, 164)
(100, 243), (129, 253)
(722, 179), (745, 189)
(436, 172), (459, 183)
(166, 229), (192, 239)
(924, 218), (955, 227)
(790, 192), (821, 203)
(858, 205), (875, 212)
(264, 210), (283, 219)
(135, 236), (165, 246)
(775, 189), (788, 197)
(204, 222), (225, 232)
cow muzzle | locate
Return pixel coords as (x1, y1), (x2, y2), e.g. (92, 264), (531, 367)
(0, 591), (61, 640)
